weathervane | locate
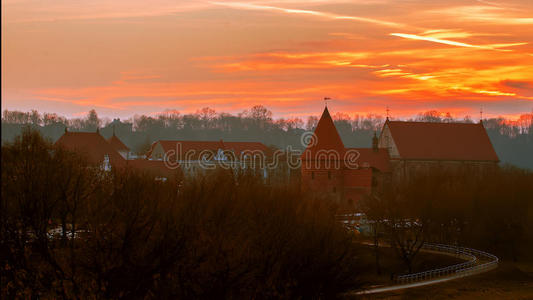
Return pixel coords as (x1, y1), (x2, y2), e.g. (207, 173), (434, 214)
(324, 97), (331, 107)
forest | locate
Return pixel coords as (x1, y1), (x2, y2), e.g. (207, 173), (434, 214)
(2, 106), (533, 169)
(2, 129), (533, 298)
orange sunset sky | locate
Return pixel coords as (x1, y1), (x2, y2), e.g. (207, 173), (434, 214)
(2, 0), (533, 120)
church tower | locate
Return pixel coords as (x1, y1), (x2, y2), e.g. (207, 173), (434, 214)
(301, 106), (345, 201)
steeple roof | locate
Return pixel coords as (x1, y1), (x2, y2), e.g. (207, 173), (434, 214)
(302, 107), (345, 160)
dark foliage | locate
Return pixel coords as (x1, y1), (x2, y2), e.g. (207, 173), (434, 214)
(363, 166), (533, 267)
(1, 129), (361, 299)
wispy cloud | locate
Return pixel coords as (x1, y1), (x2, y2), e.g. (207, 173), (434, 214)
(427, 5), (533, 25)
(209, 1), (407, 28)
(390, 33), (527, 51)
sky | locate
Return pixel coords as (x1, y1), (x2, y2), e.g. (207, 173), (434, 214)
(2, 0), (533, 120)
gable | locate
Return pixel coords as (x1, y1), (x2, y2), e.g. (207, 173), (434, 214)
(377, 124), (400, 158)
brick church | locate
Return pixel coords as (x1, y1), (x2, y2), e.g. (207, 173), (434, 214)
(301, 106), (499, 210)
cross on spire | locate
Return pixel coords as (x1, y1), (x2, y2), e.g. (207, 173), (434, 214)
(480, 107), (483, 124)
(386, 106), (390, 120)
(324, 97), (331, 107)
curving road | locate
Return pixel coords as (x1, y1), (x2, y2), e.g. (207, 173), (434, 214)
(346, 243), (499, 296)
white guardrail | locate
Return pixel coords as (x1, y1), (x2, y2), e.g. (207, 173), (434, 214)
(394, 243), (499, 284)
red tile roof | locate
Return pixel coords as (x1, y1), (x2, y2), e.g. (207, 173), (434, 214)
(107, 134), (130, 152)
(147, 140), (272, 160)
(55, 131), (126, 166)
(302, 107), (345, 160)
(346, 148), (391, 172)
(386, 121), (499, 161)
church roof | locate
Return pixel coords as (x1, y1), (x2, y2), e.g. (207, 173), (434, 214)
(385, 121), (499, 162)
(108, 134), (130, 152)
(302, 107), (345, 160)
(55, 131), (126, 166)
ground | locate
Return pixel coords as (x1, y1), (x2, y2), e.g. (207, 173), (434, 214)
(352, 245), (533, 299)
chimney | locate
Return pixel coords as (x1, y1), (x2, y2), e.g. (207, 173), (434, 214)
(372, 131), (379, 152)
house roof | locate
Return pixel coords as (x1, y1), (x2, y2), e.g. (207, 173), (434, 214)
(107, 134), (130, 152)
(147, 140), (272, 160)
(346, 148), (391, 172)
(302, 107), (345, 160)
(55, 131), (126, 166)
(385, 121), (499, 161)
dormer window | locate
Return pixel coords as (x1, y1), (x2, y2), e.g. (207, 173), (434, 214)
(101, 154), (111, 171)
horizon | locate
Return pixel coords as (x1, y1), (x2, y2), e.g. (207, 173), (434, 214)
(3, 0), (533, 119)
(3, 105), (533, 124)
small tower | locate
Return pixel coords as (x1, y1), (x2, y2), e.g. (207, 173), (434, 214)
(301, 106), (345, 201)
(372, 131), (379, 152)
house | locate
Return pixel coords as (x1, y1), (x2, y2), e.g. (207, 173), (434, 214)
(55, 129), (173, 179)
(301, 107), (391, 210)
(378, 119), (499, 180)
(55, 129), (126, 170)
(145, 139), (273, 177)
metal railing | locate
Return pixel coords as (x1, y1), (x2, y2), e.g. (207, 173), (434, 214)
(395, 243), (498, 284)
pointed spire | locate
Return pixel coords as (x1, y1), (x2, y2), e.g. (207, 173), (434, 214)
(112, 125), (116, 136)
(372, 131), (379, 152)
(386, 106), (390, 121)
(303, 106), (345, 156)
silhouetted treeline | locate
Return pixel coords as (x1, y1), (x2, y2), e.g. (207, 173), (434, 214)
(1, 129), (361, 299)
(363, 166), (533, 267)
(2, 107), (532, 169)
